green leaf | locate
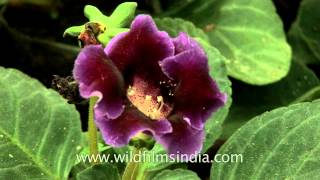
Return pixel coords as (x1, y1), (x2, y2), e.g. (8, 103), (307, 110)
(288, 0), (320, 64)
(103, 146), (129, 174)
(0, 68), (82, 179)
(79, 132), (111, 156)
(137, 144), (188, 180)
(80, 143), (110, 156)
(76, 163), (120, 180)
(163, 0), (292, 85)
(70, 162), (91, 179)
(222, 61), (320, 139)
(211, 100), (320, 179)
(155, 17), (232, 152)
(152, 169), (200, 180)
(72, 146), (129, 178)
(154, 18), (209, 41)
(138, 144), (174, 179)
(108, 2), (137, 28)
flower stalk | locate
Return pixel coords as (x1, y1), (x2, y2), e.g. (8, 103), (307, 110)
(88, 97), (99, 164)
(122, 148), (142, 180)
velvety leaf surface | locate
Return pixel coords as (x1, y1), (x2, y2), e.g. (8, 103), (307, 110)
(163, 0), (292, 85)
(211, 100), (320, 179)
(288, 0), (320, 64)
(138, 144), (187, 180)
(154, 18), (209, 41)
(0, 68), (82, 179)
(139, 144), (172, 174)
(152, 169), (200, 180)
(156, 17), (232, 151)
(76, 163), (120, 180)
(222, 61), (320, 139)
(70, 162), (91, 179)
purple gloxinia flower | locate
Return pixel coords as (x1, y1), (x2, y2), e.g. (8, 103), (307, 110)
(73, 15), (226, 158)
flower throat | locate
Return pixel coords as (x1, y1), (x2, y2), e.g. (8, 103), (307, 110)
(126, 77), (173, 119)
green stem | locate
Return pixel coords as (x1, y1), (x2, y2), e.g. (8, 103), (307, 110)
(291, 86), (320, 104)
(122, 148), (142, 180)
(88, 97), (99, 164)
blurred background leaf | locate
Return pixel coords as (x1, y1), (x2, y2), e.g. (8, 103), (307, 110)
(288, 0), (320, 65)
(161, 0), (292, 85)
(221, 60), (320, 139)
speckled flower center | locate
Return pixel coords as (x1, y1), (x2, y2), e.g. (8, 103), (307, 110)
(126, 77), (173, 119)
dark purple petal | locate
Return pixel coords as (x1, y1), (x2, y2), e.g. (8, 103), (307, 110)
(160, 33), (227, 130)
(105, 15), (174, 86)
(96, 106), (172, 146)
(73, 45), (125, 119)
(172, 32), (204, 55)
(155, 117), (204, 161)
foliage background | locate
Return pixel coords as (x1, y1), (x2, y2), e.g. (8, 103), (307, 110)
(0, 0), (320, 179)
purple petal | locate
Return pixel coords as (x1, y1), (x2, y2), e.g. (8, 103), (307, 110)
(105, 15), (174, 85)
(172, 32), (204, 55)
(73, 45), (125, 119)
(160, 33), (227, 130)
(96, 106), (172, 146)
(155, 117), (204, 161)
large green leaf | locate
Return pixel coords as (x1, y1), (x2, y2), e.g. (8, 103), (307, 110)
(222, 61), (320, 139)
(211, 100), (320, 179)
(71, 146), (129, 178)
(138, 144), (187, 180)
(154, 18), (209, 41)
(70, 162), (91, 179)
(152, 169), (200, 180)
(288, 0), (320, 64)
(163, 0), (292, 85)
(76, 163), (120, 180)
(0, 68), (82, 179)
(155, 17), (232, 152)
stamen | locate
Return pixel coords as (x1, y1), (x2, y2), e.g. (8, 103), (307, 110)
(127, 79), (173, 120)
(157, 96), (164, 110)
(157, 96), (163, 102)
(127, 86), (135, 96)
